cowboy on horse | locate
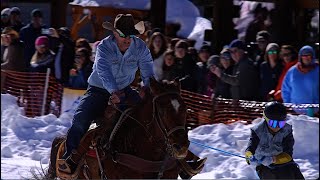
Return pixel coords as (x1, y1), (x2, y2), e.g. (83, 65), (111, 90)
(57, 14), (206, 179)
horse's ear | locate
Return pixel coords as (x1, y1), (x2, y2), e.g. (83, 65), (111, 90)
(173, 77), (181, 92)
(150, 77), (161, 95)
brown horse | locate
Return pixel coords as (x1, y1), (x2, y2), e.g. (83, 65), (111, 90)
(46, 78), (192, 179)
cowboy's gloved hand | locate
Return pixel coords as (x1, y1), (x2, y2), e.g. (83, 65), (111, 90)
(261, 156), (274, 166)
(110, 90), (124, 104)
(139, 86), (149, 99)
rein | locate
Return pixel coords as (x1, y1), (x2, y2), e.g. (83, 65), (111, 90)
(152, 92), (186, 138)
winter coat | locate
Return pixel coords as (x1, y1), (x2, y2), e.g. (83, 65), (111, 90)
(1, 40), (26, 72)
(162, 64), (178, 82)
(220, 55), (260, 101)
(29, 50), (55, 74)
(273, 60), (298, 101)
(69, 63), (93, 89)
(19, 23), (47, 68)
(246, 120), (294, 161)
(282, 46), (319, 105)
(214, 65), (234, 99)
(87, 35), (154, 94)
(259, 61), (284, 101)
(246, 121), (304, 180)
(174, 54), (197, 92)
(195, 61), (217, 96)
(50, 36), (75, 84)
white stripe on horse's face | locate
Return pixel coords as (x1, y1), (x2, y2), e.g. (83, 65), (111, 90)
(171, 99), (180, 113)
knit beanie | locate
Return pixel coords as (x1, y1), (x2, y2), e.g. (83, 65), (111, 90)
(35, 36), (49, 47)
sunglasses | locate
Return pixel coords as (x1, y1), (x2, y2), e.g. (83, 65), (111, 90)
(267, 50), (278, 55)
(263, 112), (286, 128)
(116, 29), (134, 38)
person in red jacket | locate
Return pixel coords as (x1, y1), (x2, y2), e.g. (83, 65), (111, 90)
(268, 45), (298, 102)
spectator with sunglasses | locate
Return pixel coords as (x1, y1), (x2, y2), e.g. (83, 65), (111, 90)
(259, 43), (284, 101)
(268, 45), (298, 102)
(211, 39), (260, 101)
(57, 14), (154, 174)
(282, 45), (319, 115)
(245, 101), (304, 179)
(1, 8), (11, 31)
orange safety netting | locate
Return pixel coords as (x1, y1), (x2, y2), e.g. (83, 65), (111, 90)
(1, 70), (317, 129)
(180, 89), (309, 129)
(1, 70), (63, 117)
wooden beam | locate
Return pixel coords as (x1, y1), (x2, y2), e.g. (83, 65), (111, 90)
(150, 0), (166, 31)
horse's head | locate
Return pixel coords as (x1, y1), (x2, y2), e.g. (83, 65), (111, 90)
(148, 77), (190, 159)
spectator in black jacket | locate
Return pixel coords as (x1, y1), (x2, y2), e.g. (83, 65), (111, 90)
(49, 27), (75, 85)
(211, 39), (260, 101)
(259, 43), (283, 101)
(161, 49), (178, 82)
(19, 9), (47, 68)
(212, 48), (234, 99)
(174, 40), (197, 92)
(9, 7), (25, 32)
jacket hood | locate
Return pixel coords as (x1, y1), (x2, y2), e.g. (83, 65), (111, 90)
(298, 45), (316, 64)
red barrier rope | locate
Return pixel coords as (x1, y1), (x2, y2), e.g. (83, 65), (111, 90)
(1, 70), (63, 117)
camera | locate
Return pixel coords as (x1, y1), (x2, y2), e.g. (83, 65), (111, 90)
(41, 28), (51, 35)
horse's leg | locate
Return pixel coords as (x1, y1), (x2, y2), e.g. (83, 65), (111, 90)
(46, 136), (66, 179)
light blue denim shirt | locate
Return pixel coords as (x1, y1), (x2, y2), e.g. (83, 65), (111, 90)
(87, 35), (154, 93)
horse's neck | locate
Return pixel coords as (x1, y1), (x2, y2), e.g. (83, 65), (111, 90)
(112, 97), (165, 160)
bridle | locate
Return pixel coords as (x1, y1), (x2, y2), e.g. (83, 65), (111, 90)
(148, 91), (186, 155)
(108, 91), (187, 156)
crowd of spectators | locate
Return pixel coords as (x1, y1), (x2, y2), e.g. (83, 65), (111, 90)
(1, 7), (319, 115)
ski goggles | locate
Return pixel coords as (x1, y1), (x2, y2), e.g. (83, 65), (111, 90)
(263, 112), (286, 128)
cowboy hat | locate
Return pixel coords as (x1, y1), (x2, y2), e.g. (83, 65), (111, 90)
(102, 14), (145, 36)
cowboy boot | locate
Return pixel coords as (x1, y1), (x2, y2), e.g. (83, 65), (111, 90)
(57, 150), (79, 174)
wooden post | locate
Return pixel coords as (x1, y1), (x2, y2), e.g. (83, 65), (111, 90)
(41, 68), (50, 116)
(50, 0), (68, 28)
(271, 0), (296, 45)
(211, 0), (237, 53)
(150, 0), (166, 31)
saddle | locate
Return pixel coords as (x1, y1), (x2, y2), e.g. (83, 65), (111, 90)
(56, 103), (134, 179)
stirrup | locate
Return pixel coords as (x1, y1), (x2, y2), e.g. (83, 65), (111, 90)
(57, 159), (73, 174)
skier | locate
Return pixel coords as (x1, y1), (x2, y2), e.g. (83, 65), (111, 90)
(245, 101), (305, 179)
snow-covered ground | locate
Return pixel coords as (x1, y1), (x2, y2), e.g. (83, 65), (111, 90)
(1, 93), (319, 179)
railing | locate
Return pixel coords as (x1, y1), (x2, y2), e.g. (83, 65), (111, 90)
(181, 90), (318, 129)
(1, 70), (318, 128)
(1, 70), (63, 117)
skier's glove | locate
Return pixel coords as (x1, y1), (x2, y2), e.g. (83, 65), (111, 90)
(245, 151), (258, 165)
(261, 156), (274, 166)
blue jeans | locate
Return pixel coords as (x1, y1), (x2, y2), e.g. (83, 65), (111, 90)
(63, 85), (140, 158)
